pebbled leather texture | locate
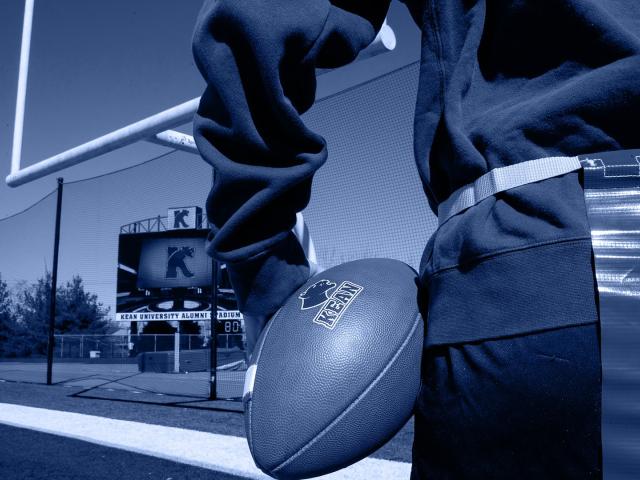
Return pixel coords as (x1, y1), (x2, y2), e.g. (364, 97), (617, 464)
(244, 258), (424, 479)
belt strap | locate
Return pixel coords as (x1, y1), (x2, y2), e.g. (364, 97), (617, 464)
(438, 155), (584, 225)
(438, 154), (640, 224)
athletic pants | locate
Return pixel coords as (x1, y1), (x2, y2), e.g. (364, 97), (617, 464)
(411, 323), (602, 479)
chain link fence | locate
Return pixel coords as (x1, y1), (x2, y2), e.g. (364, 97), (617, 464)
(0, 333), (246, 400)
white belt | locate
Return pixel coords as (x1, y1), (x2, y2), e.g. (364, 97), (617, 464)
(437, 155), (640, 225)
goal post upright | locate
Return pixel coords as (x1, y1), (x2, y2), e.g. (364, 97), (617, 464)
(11, 0), (35, 176)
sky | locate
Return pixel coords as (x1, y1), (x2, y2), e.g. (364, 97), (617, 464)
(0, 0), (421, 218)
(0, 1), (435, 316)
(1, 0), (208, 216)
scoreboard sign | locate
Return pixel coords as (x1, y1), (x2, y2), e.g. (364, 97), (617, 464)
(136, 235), (210, 289)
(115, 310), (244, 323)
(167, 206), (202, 230)
(117, 213), (245, 341)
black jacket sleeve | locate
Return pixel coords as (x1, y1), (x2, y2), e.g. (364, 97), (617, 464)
(192, 0), (391, 317)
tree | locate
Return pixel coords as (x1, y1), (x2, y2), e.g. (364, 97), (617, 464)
(12, 274), (51, 356)
(0, 274), (15, 357)
(7, 273), (112, 357)
(56, 275), (111, 334)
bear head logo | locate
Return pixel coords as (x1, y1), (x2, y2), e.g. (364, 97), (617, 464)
(298, 279), (337, 310)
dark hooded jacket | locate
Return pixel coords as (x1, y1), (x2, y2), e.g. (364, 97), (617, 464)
(192, 0), (640, 345)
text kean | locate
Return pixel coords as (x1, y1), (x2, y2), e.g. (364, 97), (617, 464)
(313, 281), (363, 330)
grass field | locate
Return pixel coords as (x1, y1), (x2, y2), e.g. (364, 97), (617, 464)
(0, 348), (414, 479)
(0, 381), (414, 479)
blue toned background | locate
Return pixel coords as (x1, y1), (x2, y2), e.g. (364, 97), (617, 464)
(0, 0), (436, 317)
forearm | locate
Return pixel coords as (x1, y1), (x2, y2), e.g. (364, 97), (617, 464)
(193, 0), (391, 318)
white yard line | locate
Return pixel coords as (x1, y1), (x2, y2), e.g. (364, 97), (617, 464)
(0, 403), (411, 479)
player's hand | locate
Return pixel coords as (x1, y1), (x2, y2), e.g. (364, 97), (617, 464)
(244, 213), (322, 359)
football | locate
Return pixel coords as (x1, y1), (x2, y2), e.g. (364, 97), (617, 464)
(243, 258), (424, 479)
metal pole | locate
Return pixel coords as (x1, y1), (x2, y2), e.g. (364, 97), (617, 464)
(209, 164), (219, 400)
(173, 324), (180, 374)
(208, 162), (217, 399)
(146, 130), (199, 154)
(11, 0), (35, 175)
(209, 257), (219, 400)
(6, 97), (201, 187)
(46, 177), (63, 385)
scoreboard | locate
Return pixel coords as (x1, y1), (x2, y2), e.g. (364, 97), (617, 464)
(215, 310), (243, 335)
(216, 319), (243, 334)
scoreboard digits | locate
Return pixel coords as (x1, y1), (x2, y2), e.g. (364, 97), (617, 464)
(216, 319), (242, 334)
(215, 310), (243, 334)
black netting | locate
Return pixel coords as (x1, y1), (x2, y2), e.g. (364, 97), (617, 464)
(304, 61), (437, 269)
(0, 61), (436, 402)
(0, 190), (57, 382)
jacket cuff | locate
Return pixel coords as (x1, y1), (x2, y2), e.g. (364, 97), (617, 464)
(226, 232), (310, 318)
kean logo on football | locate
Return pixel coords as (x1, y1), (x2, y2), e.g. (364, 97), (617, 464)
(299, 280), (363, 330)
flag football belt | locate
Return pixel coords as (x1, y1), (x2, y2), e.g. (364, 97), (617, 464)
(439, 149), (640, 477)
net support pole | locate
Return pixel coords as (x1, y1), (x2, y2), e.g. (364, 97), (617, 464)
(209, 258), (219, 400)
(173, 325), (180, 374)
(46, 177), (63, 385)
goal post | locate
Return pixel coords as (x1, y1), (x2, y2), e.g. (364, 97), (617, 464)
(6, 0), (397, 188)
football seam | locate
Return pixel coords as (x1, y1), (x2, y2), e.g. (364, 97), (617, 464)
(270, 310), (423, 475)
(247, 306), (282, 458)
